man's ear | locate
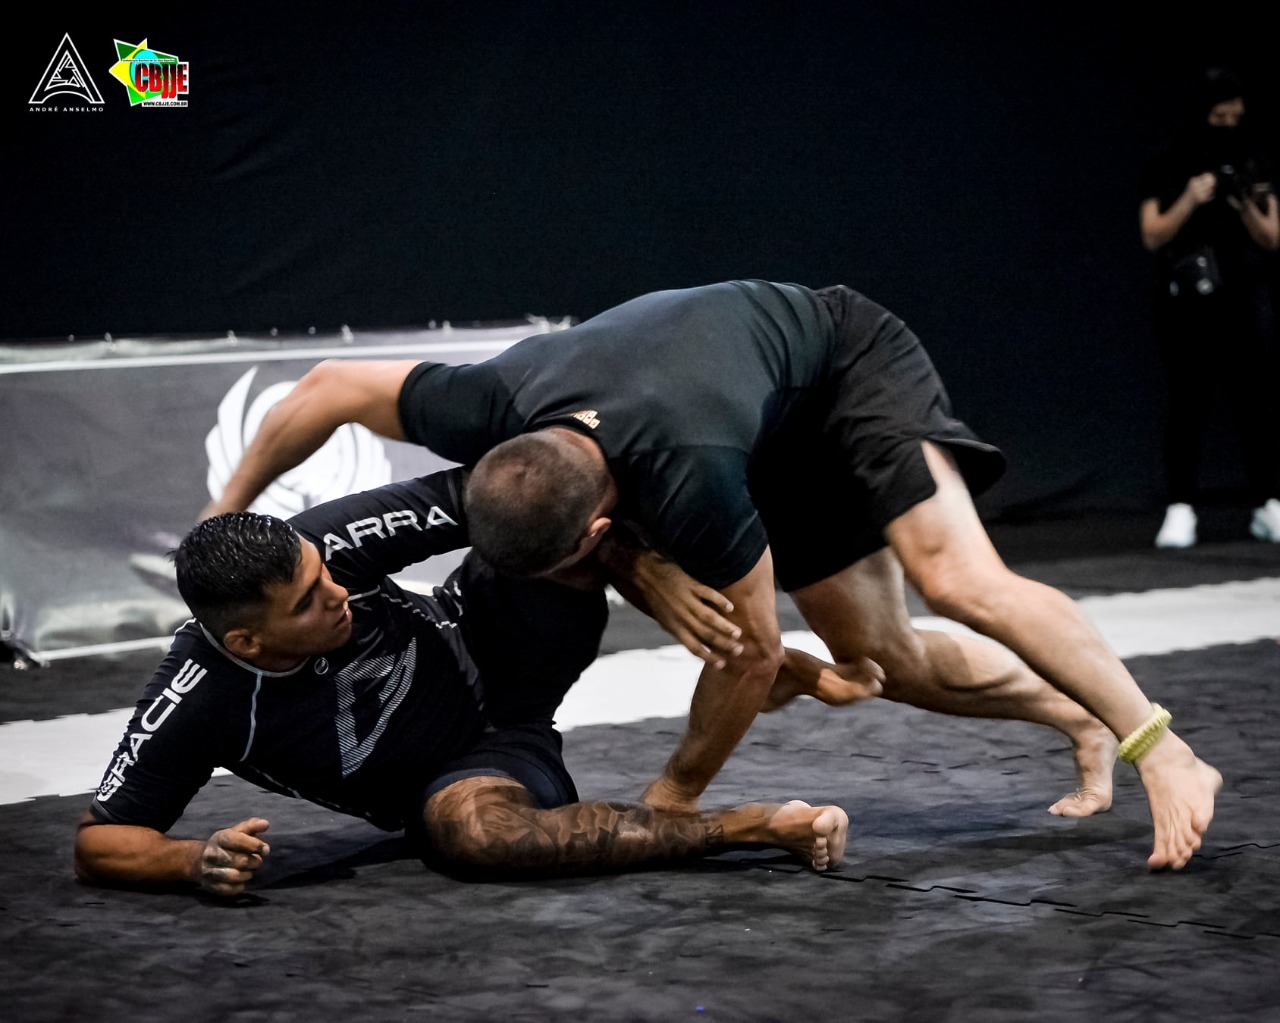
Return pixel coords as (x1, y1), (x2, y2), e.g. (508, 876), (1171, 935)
(568, 516), (612, 562)
(223, 627), (260, 661)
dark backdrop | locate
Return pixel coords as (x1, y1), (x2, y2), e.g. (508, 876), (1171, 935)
(5, 2), (1278, 515)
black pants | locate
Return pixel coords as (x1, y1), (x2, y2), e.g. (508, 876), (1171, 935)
(1157, 278), (1280, 505)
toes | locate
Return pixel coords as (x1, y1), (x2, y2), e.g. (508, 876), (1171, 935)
(823, 807), (850, 865)
(1151, 821), (1201, 871)
(1047, 791), (1110, 818)
(1146, 839), (1172, 870)
(1047, 796), (1077, 817)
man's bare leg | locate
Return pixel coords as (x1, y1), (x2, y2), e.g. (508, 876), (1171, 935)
(761, 647), (884, 713)
(786, 550), (1118, 817)
(880, 441), (1220, 868)
(423, 777), (849, 877)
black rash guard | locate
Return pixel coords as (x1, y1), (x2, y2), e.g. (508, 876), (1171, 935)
(90, 469), (491, 833)
(398, 280), (838, 589)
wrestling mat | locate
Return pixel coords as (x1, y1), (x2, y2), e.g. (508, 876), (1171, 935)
(4, 511), (1278, 1022)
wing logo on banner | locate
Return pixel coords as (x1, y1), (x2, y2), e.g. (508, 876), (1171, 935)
(206, 368), (392, 518)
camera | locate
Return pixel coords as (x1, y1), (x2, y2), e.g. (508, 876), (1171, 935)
(1215, 163), (1253, 204)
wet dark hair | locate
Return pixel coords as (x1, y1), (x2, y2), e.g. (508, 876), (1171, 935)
(173, 513), (301, 639)
(465, 432), (610, 576)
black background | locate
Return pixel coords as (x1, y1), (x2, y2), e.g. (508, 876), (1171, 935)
(4, 1), (1278, 515)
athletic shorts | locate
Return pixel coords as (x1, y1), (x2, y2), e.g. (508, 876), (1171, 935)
(406, 555), (607, 849)
(749, 285), (1006, 592)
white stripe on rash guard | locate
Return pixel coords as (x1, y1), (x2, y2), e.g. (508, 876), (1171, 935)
(241, 673), (263, 762)
(334, 641), (417, 778)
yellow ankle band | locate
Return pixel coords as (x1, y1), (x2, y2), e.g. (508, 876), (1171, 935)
(1117, 705), (1172, 763)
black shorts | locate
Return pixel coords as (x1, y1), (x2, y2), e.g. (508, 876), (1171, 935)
(407, 555), (607, 843)
(750, 285), (1006, 592)
(421, 721), (579, 811)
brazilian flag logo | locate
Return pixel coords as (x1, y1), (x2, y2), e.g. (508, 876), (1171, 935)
(109, 39), (190, 107)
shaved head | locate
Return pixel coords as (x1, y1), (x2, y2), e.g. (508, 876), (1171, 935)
(465, 431), (612, 576)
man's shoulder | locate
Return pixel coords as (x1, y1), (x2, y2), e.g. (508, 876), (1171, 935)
(398, 361), (520, 460)
(90, 622), (242, 830)
(144, 620), (249, 696)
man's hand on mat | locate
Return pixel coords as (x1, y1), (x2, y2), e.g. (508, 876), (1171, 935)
(198, 818), (271, 896)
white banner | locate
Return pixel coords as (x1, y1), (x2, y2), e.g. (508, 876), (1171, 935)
(0, 323), (555, 658)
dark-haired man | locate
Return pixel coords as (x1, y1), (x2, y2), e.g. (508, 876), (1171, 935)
(202, 280), (1221, 870)
(76, 468), (848, 895)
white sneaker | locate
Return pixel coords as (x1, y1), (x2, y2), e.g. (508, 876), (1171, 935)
(1250, 498), (1280, 542)
(1155, 503), (1197, 548)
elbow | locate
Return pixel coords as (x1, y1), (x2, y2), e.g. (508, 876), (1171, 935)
(73, 833), (99, 884)
(285, 359), (369, 415)
(72, 814), (111, 884)
(1138, 205), (1162, 253)
(295, 359), (346, 401)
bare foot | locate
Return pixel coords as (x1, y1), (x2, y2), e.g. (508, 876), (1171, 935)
(762, 647), (883, 713)
(1048, 720), (1116, 817)
(1136, 732), (1222, 870)
(761, 799), (850, 871)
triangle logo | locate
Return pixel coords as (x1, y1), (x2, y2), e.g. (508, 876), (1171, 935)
(29, 33), (104, 105)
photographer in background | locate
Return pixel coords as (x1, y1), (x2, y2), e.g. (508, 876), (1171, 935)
(1140, 68), (1280, 548)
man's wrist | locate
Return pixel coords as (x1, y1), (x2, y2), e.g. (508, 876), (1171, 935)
(643, 771), (703, 811)
(662, 750), (713, 800)
(183, 838), (208, 886)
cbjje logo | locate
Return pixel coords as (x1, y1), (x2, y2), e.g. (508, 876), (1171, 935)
(29, 33), (104, 108)
(109, 39), (189, 107)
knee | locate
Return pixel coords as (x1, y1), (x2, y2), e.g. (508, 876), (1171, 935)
(913, 560), (1017, 631)
(424, 804), (488, 867)
(755, 641), (786, 679)
(422, 784), (547, 876)
(424, 805), (529, 878)
(737, 625), (785, 683)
